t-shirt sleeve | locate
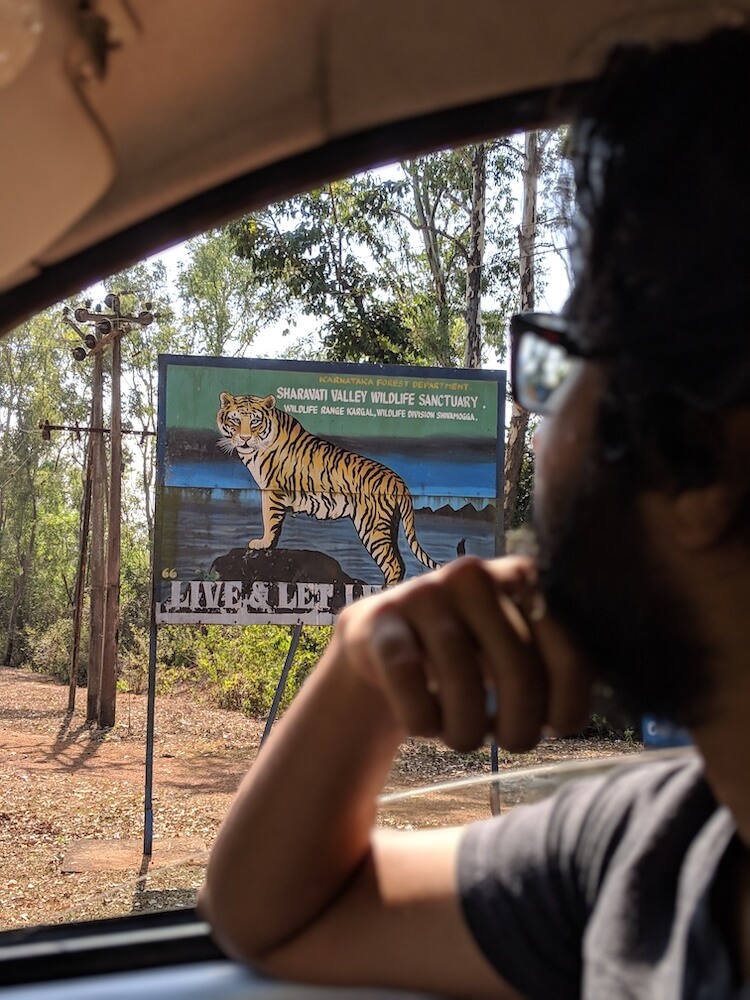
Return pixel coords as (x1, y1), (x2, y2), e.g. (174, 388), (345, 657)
(457, 766), (651, 1000)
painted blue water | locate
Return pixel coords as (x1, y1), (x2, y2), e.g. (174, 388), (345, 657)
(158, 489), (497, 586)
(164, 449), (497, 499)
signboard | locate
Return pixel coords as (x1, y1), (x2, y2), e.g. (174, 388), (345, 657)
(155, 356), (505, 624)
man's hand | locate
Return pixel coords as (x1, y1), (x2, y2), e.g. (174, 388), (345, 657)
(201, 556), (591, 996)
(336, 555), (591, 753)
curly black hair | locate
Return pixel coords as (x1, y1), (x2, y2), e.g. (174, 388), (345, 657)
(566, 28), (750, 488)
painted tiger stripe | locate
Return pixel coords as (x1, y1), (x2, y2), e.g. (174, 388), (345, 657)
(216, 393), (442, 585)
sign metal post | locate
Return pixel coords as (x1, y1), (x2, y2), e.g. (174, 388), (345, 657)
(144, 356), (506, 849)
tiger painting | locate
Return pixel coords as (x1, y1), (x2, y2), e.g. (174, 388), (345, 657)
(216, 392), (440, 586)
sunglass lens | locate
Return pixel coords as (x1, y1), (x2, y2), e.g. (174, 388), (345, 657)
(515, 331), (573, 414)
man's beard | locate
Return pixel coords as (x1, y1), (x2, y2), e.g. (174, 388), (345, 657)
(534, 440), (713, 728)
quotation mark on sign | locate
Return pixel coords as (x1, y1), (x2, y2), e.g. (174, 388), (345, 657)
(161, 568), (178, 579)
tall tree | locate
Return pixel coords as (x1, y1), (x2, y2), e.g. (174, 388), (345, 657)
(502, 127), (573, 531)
(230, 178), (417, 364)
(230, 146), (518, 368)
(464, 144), (487, 368)
(402, 157), (455, 364)
(504, 131), (539, 531)
(177, 228), (279, 356)
(0, 308), (87, 663)
(397, 145), (517, 367)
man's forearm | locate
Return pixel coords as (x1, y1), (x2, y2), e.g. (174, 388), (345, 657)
(200, 556), (588, 989)
(199, 632), (404, 960)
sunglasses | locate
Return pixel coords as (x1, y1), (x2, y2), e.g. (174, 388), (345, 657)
(509, 312), (612, 416)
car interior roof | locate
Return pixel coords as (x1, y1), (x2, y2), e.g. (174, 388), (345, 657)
(2, 0), (748, 335)
(0, 1), (746, 996)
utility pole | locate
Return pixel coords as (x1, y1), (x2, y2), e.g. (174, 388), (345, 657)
(99, 298), (122, 729)
(62, 306), (105, 721)
(88, 348), (106, 723)
(67, 295), (153, 728)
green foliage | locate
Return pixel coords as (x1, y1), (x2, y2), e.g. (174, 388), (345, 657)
(23, 617), (81, 684)
(153, 624), (333, 717)
(508, 416), (538, 530)
(0, 307), (88, 663)
(117, 627), (150, 695)
(230, 178), (418, 364)
(581, 685), (641, 742)
(119, 522), (152, 644)
(176, 228), (280, 356)
(193, 626), (307, 716)
(230, 145), (521, 367)
(25, 612), (334, 723)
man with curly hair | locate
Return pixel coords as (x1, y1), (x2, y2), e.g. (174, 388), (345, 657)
(201, 29), (750, 999)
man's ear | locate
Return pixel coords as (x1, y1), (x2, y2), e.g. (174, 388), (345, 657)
(671, 483), (743, 550)
(664, 407), (750, 551)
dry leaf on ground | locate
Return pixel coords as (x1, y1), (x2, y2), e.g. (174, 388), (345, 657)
(0, 666), (640, 931)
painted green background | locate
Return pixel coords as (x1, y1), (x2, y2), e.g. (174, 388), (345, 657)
(165, 363), (499, 440)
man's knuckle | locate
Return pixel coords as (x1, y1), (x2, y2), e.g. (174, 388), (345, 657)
(443, 554), (486, 581)
(430, 615), (466, 646)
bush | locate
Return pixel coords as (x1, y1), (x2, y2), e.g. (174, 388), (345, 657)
(153, 623), (333, 717)
(24, 617), (83, 683)
(118, 626), (150, 695)
(580, 684), (640, 741)
(153, 626), (204, 694)
(25, 612), (335, 721)
(190, 624), (332, 717)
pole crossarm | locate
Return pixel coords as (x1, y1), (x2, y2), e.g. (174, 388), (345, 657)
(64, 294), (154, 363)
(38, 420), (155, 439)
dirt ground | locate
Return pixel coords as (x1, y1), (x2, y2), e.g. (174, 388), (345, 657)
(0, 666), (640, 931)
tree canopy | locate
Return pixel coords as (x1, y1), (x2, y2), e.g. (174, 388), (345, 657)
(229, 143), (524, 367)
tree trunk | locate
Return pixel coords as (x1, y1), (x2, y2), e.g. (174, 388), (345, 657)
(409, 164), (452, 365)
(504, 131), (539, 531)
(68, 434), (93, 712)
(464, 144), (486, 369)
(3, 513), (36, 666)
(141, 436), (154, 545)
